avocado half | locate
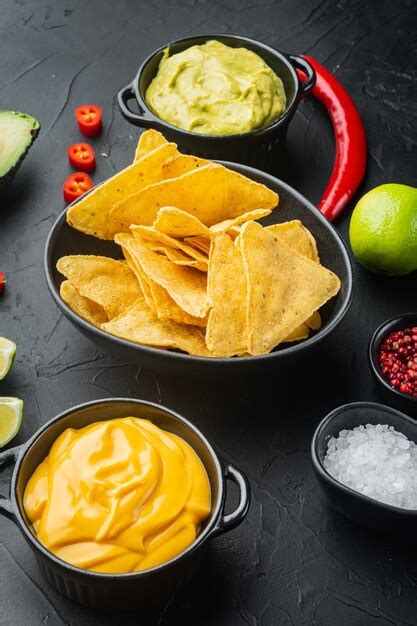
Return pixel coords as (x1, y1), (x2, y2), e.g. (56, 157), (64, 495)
(0, 110), (40, 190)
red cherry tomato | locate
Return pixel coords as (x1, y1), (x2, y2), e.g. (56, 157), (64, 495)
(67, 142), (96, 172)
(74, 104), (102, 137)
(63, 172), (93, 204)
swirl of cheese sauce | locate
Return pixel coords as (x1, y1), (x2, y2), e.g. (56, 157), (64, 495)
(24, 417), (211, 573)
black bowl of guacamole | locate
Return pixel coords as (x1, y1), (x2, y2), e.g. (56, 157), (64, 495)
(117, 34), (315, 173)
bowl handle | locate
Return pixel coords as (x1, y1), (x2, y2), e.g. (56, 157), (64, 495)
(289, 54), (316, 98)
(212, 462), (250, 537)
(117, 82), (158, 128)
(0, 445), (22, 520)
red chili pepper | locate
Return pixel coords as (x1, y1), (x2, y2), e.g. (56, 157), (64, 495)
(297, 56), (367, 222)
(67, 142), (96, 172)
(74, 104), (102, 138)
(0, 271), (6, 296)
(63, 172), (93, 204)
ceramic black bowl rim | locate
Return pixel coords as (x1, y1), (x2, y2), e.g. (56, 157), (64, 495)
(44, 161), (353, 367)
(128, 33), (311, 139)
(311, 401), (417, 516)
(368, 313), (417, 404)
(8, 398), (228, 579)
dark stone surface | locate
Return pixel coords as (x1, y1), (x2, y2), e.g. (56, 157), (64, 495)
(1, 0), (417, 623)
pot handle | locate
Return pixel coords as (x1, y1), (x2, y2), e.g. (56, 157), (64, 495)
(117, 82), (157, 128)
(289, 54), (316, 98)
(0, 445), (21, 520)
(212, 462), (250, 537)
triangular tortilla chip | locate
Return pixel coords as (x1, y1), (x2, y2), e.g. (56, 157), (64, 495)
(162, 154), (208, 179)
(153, 207), (211, 238)
(102, 297), (211, 356)
(266, 221), (320, 262)
(60, 281), (108, 326)
(240, 222), (340, 355)
(57, 255), (141, 320)
(184, 236), (211, 255)
(114, 235), (207, 327)
(147, 280), (207, 327)
(306, 310), (322, 330)
(114, 233), (157, 313)
(283, 323), (309, 343)
(134, 129), (168, 161)
(210, 208), (272, 234)
(131, 225), (208, 262)
(267, 221), (322, 339)
(168, 257), (208, 272)
(67, 142), (178, 239)
(206, 234), (247, 357)
(127, 240), (209, 319)
(112, 163), (278, 227)
(123, 233), (207, 272)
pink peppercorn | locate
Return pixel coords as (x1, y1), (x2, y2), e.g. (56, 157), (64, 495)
(378, 327), (417, 397)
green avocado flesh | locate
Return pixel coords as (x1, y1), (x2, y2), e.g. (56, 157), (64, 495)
(0, 110), (40, 182)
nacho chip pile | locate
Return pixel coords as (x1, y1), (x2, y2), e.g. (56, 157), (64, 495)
(58, 129), (341, 357)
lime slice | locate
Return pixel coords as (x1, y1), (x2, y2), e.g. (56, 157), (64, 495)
(0, 397), (23, 447)
(0, 338), (16, 380)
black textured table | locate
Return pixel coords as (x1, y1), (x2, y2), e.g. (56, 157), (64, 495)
(1, 1), (417, 624)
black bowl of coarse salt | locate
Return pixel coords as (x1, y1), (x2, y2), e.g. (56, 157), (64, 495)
(312, 402), (417, 533)
(369, 314), (417, 416)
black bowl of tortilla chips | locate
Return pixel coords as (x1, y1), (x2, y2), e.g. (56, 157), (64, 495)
(45, 134), (352, 377)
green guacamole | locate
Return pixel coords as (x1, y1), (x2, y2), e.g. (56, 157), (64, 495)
(145, 40), (286, 136)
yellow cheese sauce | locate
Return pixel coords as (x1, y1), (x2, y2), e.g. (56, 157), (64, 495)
(23, 417), (211, 574)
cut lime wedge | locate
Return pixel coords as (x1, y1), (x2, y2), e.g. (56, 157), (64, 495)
(0, 397), (23, 447)
(0, 338), (16, 380)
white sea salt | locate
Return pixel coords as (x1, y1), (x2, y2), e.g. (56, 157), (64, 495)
(323, 424), (417, 509)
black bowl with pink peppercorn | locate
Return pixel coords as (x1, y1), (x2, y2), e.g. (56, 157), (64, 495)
(369, 314), (417, 416)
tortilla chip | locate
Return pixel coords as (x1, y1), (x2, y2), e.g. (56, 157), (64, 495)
(206, 234), (247, 357)
(151, 246), (190, 262)
(148, 280), (207, 327)
(113, 163), (278, 227)
(228, 227), (240, 240)
(283, 324), (309, 343)
(126, 240), (210, 319)
(267, 222), (322, 340)
(114, 233), (157, 313)
(57, 255), (142, 320)
(134, 129), (168, 161)
(240, 222), (340, 355)
(60, 281), (108, 326)
(266, 221), (320, 263)
(303, 226), (320, 264)
(102, 296), (211, 356)
(184, 236), (211, 255)
(305, 310), (322, 331)
(115, 234), (207, 325)
(67, 142), (179, 240)
(170, 258), (208, 272)
(162, 154), (208, 179)
(153, 207), (211, 238)
(159, 246), (208, 272)
(210, 208), (272, 234)
(131, 225), (208, 262)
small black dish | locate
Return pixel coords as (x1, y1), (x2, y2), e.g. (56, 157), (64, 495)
(0, 398), (250, 610)
(312, 401), (417, 533)
(369, 313), (417, 416)
(44, 162), (352, 378)
(117, 34), (315, 173)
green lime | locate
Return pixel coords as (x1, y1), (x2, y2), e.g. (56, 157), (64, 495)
(0, 397), (23, 447)
(349, 184), (417, 275)
(0, 338), (16, 380)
